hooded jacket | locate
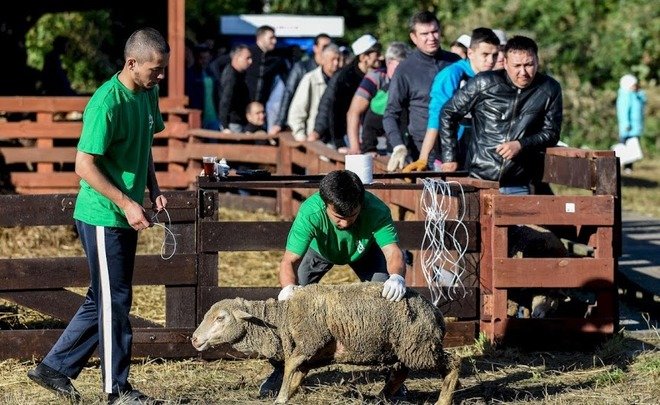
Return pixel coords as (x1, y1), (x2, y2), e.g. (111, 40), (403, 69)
(440, 69), (562, 186)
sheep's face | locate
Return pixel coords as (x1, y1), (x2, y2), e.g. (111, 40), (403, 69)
(191, 301), (249, 351)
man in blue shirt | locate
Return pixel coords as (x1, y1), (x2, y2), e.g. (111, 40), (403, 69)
(404, 28), (500, 171)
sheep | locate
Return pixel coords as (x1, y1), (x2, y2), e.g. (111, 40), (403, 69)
(192, 282), (459, 405)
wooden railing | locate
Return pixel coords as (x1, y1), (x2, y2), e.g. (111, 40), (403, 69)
(0, 177), (486, 360)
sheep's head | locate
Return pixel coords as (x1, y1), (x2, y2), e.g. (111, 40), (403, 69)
(191, 299), (255, 351)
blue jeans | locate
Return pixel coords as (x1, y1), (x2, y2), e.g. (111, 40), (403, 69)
(499, 185), (531, 195)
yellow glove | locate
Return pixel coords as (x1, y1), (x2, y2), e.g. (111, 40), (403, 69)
(402, 159), (427, 173)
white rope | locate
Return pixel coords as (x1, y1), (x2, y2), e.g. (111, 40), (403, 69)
(150, 208), (178, 260)
(419, 178), (469, 305)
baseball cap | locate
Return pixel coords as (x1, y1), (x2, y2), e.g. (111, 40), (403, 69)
(351, 34), (378, 56)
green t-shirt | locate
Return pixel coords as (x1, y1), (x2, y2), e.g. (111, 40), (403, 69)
(73, 73), (165, 228)
(286, 192), (399, 264)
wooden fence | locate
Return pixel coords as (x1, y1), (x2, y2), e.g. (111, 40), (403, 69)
(0, 177), (486, 360)
(0, 107), (621, 358)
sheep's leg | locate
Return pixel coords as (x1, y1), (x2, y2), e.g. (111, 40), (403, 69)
(378, 365), (408, 399)
(274, 355), (307, 404)
(436, 354), (461, 405)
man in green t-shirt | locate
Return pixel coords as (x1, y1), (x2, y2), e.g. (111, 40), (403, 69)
(260, 169), (407, 397)
(28, 28), (169, 404)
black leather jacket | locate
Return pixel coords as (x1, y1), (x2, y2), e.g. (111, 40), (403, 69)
(440, 69), (562, 186)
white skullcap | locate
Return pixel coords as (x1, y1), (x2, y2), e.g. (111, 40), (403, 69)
(456, 34), (471, 48)
(619, 74), (638, 90)
(492, 29), (507, 45)
(351, 34), (378, 56)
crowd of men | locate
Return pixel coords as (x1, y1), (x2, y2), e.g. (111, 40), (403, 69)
(185, 10), (563, 195)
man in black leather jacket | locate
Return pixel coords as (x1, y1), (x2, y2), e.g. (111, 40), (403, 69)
(438, 35), (562, 194)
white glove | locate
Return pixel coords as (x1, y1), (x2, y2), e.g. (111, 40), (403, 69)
(278, 284), (298, 301)
(381, 274), (406, 302)
(387, 145), (408, 172)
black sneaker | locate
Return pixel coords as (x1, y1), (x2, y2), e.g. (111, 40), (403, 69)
(27, 363), (82, 403)
(108, 388), (163, 404)
(258, 364), (283, 398)
(392, 383), (408, 401)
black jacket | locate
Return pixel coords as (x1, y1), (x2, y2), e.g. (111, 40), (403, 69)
(313, 61), (365, 146)
(219, 65), (249, 126)
(245, 45), (287, 105)
(440, 69), (563, 186)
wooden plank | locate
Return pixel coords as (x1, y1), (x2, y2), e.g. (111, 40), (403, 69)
(0, 254), (197, 290)
(0, 328), (200, 360)
(492, 195), (614, 225)
(542, 153), (593, 190)
(188, 128), (276, 142)
(167, 0), (186, 102)
(0, 290), (160, 328)
(0, 192), (195, 226)
(593, 156), (619, 196)
(0, 121), (82, 138)
(0, 146), (76, 163)
(199, 220), (477, 252)
(545, 147), (614, 159)
(185, 143), (278, 165)
(0, 193), (77, 225)
(492, 258), (614, 288)
(0, 97), (188, 114)
(10, 172), (80, 188)
(444, 321), (478, 347)
(11, 171), (195, 193)
(200, 221), (290, 252)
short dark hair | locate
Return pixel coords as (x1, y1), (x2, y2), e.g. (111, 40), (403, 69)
(314, 33), (331, 46)
(230, 44), (249, 58)
(319, 170), (365, 217)
(504, 35), (538, 57)
(470, 28), (500, 49)
(124, 27), (169, 63)
(256, 25), (275, 38)
(409, 11), (440, 33)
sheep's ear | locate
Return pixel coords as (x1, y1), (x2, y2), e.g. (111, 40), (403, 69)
(233, 309), (257, 321)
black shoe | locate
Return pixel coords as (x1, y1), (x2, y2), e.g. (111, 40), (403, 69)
(392, 383), (408, 401)
(27, 363), (82, 403)
(108, 388), (163, 404)
(258, 364), (283, 398)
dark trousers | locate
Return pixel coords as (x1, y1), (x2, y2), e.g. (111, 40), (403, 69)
(42, 220), (137, 394)
(296, 243), (389, 285)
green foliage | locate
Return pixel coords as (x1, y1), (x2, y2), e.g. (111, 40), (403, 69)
(25, 12), (115, 94)
(631, 353), (660, 375)
(25, 0), (657, 152)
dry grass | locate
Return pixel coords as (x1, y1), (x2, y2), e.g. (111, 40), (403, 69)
(1, 333), (658, 404)
(1, 196), (659, 404)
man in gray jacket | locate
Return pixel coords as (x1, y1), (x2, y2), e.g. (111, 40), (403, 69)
(438, 35), (563, 195)
(383, 10), (459, 171)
